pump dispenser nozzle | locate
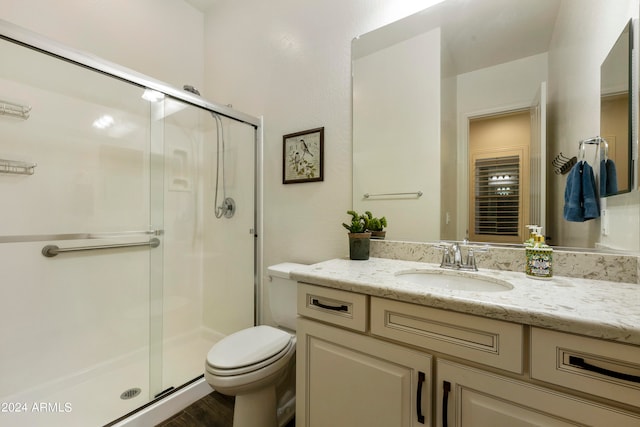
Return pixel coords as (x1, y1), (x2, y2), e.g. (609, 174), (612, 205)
(525, 225), (537, 247)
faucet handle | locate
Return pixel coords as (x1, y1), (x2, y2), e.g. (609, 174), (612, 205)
(434, 242), (452, 254)
(463, 245), (489, 271)
(465, 249), (478, 271)
(434, 242), (452, 267)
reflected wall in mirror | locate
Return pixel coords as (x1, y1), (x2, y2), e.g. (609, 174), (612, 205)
(600, 21), (632, 197)
(352, 0), (640, 251)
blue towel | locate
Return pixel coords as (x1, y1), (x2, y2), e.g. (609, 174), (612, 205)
(563, 161), (600, 222)
(605, 159), (618, 194)
(599, 159), (606, 196)
(582, 161), (600, 220)
(599, 159), (619, 196)
(563, 162), (584, 222)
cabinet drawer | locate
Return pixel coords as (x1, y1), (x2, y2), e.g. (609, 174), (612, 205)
(531, 327), (640, 408)
(371, 297), (523, 373)
(297, 283), (368, 332)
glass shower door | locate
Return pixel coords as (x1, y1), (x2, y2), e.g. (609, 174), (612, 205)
(0, 35), (162, 426)
(157, 97), (256, 396)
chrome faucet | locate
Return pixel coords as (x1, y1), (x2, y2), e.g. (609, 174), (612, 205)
(437, 242), (486, 271)
(451, 243), (463, 265)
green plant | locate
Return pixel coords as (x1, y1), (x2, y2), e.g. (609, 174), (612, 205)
(364, 211), (387, 232)
(342, 210), (368, 233)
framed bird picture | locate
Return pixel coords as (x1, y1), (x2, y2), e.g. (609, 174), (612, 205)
(282, 127), (324, 184)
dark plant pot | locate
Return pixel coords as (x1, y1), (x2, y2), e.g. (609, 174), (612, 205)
(348, 232), (371, 260)
(370, 231), (386, 240)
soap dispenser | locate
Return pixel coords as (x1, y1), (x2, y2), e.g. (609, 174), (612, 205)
(525, 226), (553, 280)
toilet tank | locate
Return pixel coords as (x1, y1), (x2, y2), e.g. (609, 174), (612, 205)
(267, 263), (306, 331)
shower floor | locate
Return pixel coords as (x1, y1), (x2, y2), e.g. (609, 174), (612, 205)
(0, 330), (216, 427)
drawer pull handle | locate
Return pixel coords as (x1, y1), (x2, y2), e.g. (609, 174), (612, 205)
(569, 356), (640, 383)
(417, 371), (426, 424)
(442, 381), (451, 427)
(310, 298), (348, 312)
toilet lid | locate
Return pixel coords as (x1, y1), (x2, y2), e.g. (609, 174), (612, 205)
(206, 325), (292, 370)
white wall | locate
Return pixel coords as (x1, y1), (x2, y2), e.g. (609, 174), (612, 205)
(352, 28), (441, 242)
(0, 0), (205, 91)
(202, 1), (441, 324)
(548, 0), (639, 250)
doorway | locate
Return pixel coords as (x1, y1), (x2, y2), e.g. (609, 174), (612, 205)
(468, 111), (531, 243)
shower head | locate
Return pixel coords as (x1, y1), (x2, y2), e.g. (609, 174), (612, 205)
(183, 84), (201, 96)
(183, 84), (222, 121)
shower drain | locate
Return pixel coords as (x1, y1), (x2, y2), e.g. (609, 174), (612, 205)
(120, 387), (142, 400)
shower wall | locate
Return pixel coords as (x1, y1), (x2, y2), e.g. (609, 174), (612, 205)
(0, 20), (257, 427)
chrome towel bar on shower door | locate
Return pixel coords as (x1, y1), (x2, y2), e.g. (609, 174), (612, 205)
(42, 238), (160, 257)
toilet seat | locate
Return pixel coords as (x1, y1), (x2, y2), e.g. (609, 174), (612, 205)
(206, 325), (293, 377)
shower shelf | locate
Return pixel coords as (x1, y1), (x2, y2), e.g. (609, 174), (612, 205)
(0, 159), (37, 175)
(0, 100), (31, 120)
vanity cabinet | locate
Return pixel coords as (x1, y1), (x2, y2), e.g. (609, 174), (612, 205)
(296, 283), (640, 426)
(296, 318), (432, 427)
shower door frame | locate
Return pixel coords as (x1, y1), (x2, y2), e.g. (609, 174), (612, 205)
(0, 15), (264, 418)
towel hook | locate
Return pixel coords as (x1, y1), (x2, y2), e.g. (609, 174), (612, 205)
(552, 152), (577, 174)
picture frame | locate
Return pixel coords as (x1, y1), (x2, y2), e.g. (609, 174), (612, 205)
(283, 127), (324, 184)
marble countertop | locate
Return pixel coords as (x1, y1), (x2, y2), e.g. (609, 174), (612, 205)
(291, 257), (640, 346)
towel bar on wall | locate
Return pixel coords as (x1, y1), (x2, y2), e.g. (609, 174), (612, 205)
(0, 100), (31, 120)
(363, 191), (423, 199)
(0, 159), (37, 175)
(42, 238), (160, 257)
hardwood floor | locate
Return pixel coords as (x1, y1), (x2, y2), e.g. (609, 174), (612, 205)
(156, 391), (295, 427)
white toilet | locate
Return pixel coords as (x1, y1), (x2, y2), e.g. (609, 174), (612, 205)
(205, 263), (303, 427)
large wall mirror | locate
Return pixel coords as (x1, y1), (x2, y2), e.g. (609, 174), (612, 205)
(600, 21), (633, 197)
(352, 0), (639, 251)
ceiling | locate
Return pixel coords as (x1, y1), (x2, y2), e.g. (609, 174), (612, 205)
(353, 0), (561, 76)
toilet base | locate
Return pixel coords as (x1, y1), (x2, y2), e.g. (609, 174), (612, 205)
(233, 385), (277, 427)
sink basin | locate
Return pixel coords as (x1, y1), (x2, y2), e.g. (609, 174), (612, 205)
(396, 269), (513, 292)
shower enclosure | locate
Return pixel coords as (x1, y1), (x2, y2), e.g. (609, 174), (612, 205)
(0, 20), (261, 427)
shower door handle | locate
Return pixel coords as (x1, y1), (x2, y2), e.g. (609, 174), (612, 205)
(42, 238), (160, 257)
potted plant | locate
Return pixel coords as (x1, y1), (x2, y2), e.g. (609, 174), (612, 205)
(342, 210), (371, 260)
(364, 211), (387, 240)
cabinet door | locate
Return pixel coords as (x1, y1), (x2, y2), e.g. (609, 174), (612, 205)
(437, 360), (640, 427)
(297, 318), (432, 427)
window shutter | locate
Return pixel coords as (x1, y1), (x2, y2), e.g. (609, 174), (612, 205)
(474, 155), (520, 237)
